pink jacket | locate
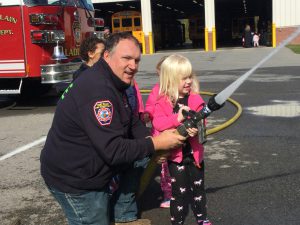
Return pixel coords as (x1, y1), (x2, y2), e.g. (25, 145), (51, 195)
(133, 80), (144, 114)
(152, 93), (206, 165)
(145, 83), (160, 136)
(145, 83), (160, 118)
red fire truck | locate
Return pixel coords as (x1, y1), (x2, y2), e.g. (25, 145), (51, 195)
(0, 0), (104, 95)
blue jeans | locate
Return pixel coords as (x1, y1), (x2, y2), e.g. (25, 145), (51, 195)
(47, 185), (110, 225)
(110, 157), (150, 223)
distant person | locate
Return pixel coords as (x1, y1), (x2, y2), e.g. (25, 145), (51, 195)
(151, 54), (212, 225)
(40, 32), (185, 225)
(73, 36), (105, 81)
(244, 24), (252, 48)
(253, 32), (260, 47)
(103, 26), (111, 39)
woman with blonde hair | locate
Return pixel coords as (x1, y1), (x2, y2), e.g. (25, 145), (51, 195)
(152, 54), (212, 225)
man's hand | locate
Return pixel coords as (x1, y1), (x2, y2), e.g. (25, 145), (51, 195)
(151, 129), (186, 151)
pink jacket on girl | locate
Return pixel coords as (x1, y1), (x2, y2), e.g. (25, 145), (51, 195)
(145, 83), (160, 136)
(133, 79), (144, 114)
(145, 83), (159, 118)
(152, 93), (206, 165)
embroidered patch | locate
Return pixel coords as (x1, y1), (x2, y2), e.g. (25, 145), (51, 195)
(94, 100), (113, 126)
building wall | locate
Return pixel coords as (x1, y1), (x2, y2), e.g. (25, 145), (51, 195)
(273, 0), (300, 44)
(273, 0), (300, 27)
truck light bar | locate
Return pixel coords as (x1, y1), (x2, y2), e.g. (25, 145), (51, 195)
(87, 17), (104, 28)
(31, 30), (65, 43)
(30, 13), (59, 25)
(95, 18), (104, 27)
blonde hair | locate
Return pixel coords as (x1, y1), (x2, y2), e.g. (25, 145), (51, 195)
(159, 54), (199, 104)
(156, 55), (169, 74)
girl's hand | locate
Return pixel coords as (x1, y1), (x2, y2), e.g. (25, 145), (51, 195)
(186, 127), (198, 137)
(177, 105), (190, 122)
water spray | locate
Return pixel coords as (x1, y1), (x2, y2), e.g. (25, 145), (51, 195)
(215, 26), (300, 105)
(176, 26), (300, 138)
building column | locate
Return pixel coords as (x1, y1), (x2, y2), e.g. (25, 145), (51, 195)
(141, 0), (154, 54)
(204, 0), (216, 51)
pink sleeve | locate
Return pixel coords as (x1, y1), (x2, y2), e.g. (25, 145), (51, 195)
(152, 100), (181, 132)
(145, 83), (160, 118)
(133, 80), (144, 113)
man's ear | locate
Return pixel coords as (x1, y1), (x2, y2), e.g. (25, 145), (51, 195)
(103, 50), (110, 60)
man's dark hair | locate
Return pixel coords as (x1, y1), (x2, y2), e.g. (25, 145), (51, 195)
(104, 32), (140, 54)
(80, 36), (105, 61)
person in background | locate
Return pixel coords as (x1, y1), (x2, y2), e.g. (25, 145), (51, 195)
(103, 26), (111, 39)
(73, 36), (105, 81)
(55, 36), (105, 94)
(151, 54), (212, 225)
(244, 24), (252, 48)
(40, 32), (186, 225)
(145, 55), (172, 208)
(253, 32), (260, 47)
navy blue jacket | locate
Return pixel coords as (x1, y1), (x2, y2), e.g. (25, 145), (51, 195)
(72, 63), (90, 81)
(40, 58), (154, 193)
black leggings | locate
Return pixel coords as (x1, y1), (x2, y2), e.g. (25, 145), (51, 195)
(168, 161), (207, 225)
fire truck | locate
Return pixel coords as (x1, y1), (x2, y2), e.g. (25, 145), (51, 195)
(0, 0), (104, 95)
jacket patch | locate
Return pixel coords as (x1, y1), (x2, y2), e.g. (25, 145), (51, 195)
(94, 100), (113, 126)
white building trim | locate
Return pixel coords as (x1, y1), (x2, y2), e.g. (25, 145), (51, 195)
(273, 0), (300, 27)
(204, 0), (215, 31)
(141, 0), (152, 34)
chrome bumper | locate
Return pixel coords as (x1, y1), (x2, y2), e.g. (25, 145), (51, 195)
(40, 62), (81, 84)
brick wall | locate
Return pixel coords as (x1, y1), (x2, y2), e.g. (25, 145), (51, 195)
(276, 27), (300, 45)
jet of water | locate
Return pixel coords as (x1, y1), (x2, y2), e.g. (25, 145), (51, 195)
(214, 26), (300, 105)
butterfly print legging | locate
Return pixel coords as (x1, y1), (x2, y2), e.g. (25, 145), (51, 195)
(168, 161), (207, 225)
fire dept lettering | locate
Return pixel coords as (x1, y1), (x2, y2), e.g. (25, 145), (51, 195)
(94, 100), (113, 126)
(0, 30), (13, 35)
(64, 48), (80, 57)
(0, 15), (17, 24)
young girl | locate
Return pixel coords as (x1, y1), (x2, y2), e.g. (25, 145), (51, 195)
(145, 56), (172, 208)
(152, 54), (212, 225)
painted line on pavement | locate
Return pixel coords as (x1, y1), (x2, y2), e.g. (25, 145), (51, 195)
(0, 136), (46, 161)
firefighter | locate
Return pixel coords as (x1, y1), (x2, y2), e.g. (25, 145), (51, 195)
(40, 32), (186, 225)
